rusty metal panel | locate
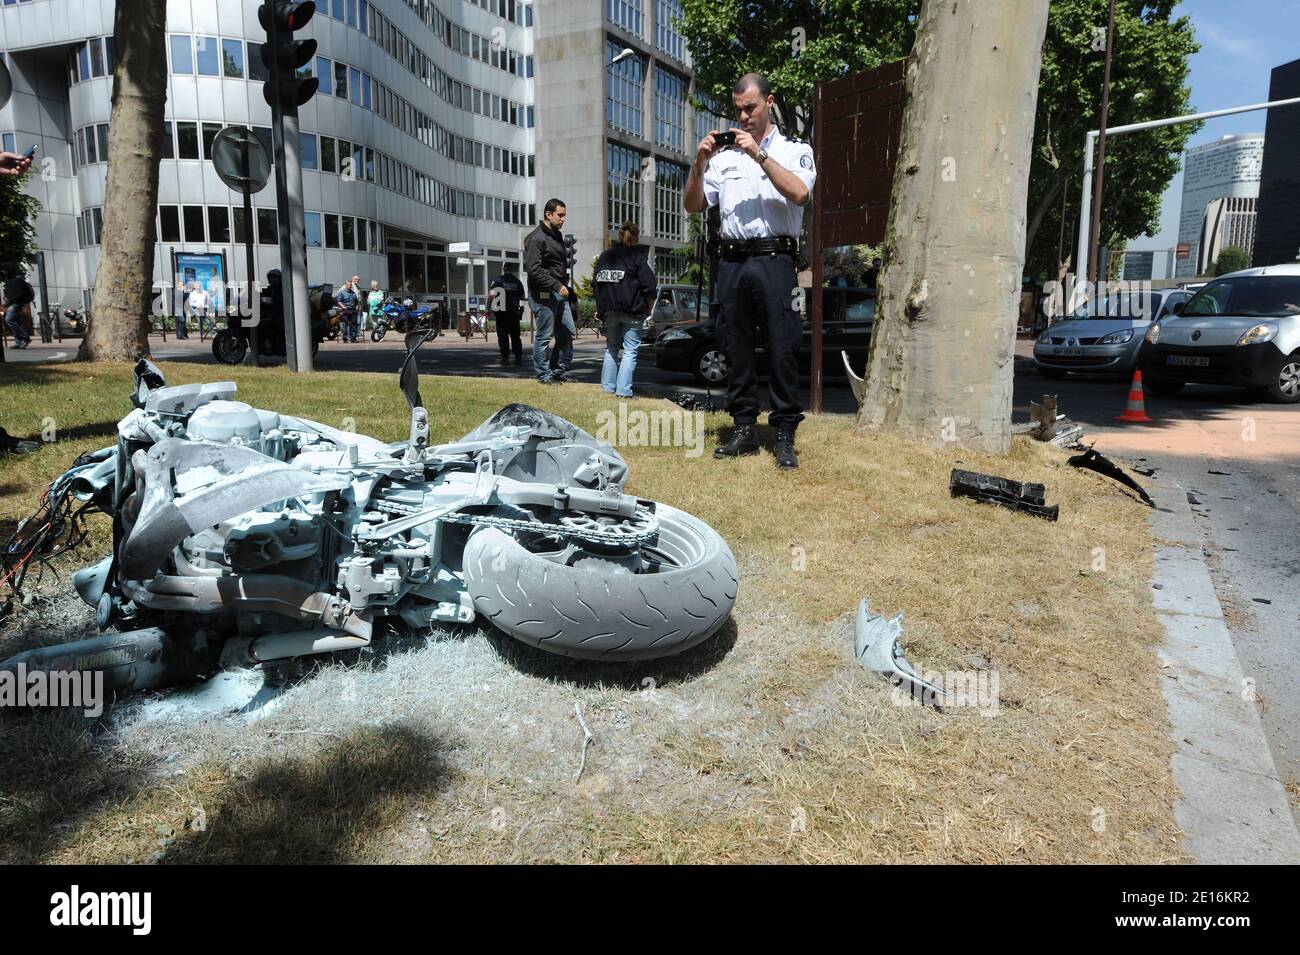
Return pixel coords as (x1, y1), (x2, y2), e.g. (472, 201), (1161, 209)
(815, 60), (906, 248)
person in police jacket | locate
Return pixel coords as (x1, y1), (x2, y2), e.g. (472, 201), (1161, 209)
(684, 73), (816, 469)
(593, 220), (657, 398)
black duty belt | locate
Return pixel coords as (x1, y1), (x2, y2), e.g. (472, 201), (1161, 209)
(720, 236), (799, 258)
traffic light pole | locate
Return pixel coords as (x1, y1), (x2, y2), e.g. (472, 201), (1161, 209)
(263, 2), (315, 372)
(278, 112), (313, 372)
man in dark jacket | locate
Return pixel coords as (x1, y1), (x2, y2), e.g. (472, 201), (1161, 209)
(489, 262), (525, 366)
(523, 197), (576, 382)
(594, 221), (657, 397)
(3, 272), (35, 350)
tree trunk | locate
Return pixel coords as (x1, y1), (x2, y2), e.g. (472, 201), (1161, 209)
(857, 0), (1049, 454)
(79, 0), (167, 362)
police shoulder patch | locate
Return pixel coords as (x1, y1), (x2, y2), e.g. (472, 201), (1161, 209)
(800, 153), (813, 170)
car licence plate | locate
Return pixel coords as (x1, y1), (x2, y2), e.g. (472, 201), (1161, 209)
(1168, 355), (1210, 367)
(1054, 347), (1083, 356)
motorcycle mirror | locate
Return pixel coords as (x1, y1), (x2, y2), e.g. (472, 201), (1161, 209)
(398, 328), (436, 410)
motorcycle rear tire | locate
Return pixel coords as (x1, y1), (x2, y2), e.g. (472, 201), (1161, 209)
(463, 504), (737, 661)
(212, 330), (247, 365)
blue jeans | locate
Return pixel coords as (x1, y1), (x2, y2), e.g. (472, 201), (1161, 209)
(529, 296), (575, 379)
(5, 304), (30, 347)
(601, 313), (643, 397)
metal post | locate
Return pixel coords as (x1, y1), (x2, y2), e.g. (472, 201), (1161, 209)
(36, 251), (51, 343)
(241, 168), (260, 366)
(1088, 0), (1117, 286)
(1075, 96), (1300, 289)
(809, 81), (825, 414)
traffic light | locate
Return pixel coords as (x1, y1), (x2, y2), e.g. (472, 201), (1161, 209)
(564, 234), (577, 271)
(259, 1), (318, 113)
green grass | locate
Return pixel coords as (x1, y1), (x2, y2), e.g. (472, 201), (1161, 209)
(0, 360), (1183, 863)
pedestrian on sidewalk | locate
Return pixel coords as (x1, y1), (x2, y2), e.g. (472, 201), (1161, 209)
(594, 220), (656, 398)
(366, 280), (384, 335)
(523, 198), (576, 383)
(4, 271), (35, 350)
(489, 262), (525, 366)
(335, 276), (361, 342)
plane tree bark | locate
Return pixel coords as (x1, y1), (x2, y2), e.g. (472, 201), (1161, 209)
(79, 0), (167, 362)
(858, 0), (1050, 454)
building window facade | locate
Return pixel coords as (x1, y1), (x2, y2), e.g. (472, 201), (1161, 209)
(608, 143), (643, 231)
(694, 94), (728, 142)
(607, 41), (643, 137)
(656, 0), (684, 62)
(607, 0), (643, 37)
(654, 68), (685, 152)
(654, 159), (686, 243)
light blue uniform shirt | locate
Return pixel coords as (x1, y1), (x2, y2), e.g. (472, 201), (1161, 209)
(702, 126), (816, 240)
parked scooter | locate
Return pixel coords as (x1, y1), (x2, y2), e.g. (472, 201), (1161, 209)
(211, 273), (333, 365)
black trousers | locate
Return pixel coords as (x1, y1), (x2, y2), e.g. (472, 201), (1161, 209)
(496, 309), (522, 359)
(715, 251), (804, 430)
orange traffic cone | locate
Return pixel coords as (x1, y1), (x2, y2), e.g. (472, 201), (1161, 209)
(1116, 369), (1153, 423)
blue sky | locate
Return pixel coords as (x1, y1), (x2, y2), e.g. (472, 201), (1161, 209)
(1130, 0), (1300, 249)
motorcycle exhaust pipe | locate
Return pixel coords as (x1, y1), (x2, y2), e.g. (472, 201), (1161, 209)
(0, 627), (215, 706)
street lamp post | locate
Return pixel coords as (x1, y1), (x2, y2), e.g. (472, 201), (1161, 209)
(1087, 0), (1117, 286)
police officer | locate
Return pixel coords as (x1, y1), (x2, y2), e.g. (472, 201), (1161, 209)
(684, 73), (816, 469)
(489, 261), (525, 366)
(593, 220), (657, 397)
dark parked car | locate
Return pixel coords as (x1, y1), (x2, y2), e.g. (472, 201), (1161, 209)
(654, 287), (875, 385)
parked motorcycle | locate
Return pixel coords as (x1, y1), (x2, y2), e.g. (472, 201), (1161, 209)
(372, 297), (437, 342)
(211, 278), (333, 365)
(0, 340), (737, 698)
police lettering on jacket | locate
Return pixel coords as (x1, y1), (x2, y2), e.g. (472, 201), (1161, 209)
(593, 245), (657, 316)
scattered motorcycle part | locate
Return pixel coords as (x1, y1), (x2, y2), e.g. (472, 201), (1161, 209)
(1067, 445), (1154, 508)
(949, 468), (1060, 522)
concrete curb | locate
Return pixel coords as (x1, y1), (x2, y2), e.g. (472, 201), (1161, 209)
(1149, 477), (1300, 864)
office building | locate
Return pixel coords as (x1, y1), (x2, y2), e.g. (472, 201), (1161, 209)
(533, 0), (724, 285)
(1174, 132), (1264, 279)
(1254, 58), (1300, 267)
(1, 0), (538, 315)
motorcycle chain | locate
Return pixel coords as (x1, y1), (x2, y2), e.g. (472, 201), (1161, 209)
(373, 499), (660, 546)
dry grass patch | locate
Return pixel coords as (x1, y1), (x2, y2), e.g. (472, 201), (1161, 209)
(0, 361), (1182, 863)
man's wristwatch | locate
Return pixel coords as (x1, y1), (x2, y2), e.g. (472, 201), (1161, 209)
(756, 147), (769, 165)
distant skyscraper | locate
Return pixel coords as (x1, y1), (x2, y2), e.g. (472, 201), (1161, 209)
(1195, 196), (1257, 274)
(1175, 133), (1264, 278)
(1254, 58), (1300, 267)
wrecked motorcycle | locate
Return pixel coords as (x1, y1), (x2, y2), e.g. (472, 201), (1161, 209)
(1, 343), (737, 697)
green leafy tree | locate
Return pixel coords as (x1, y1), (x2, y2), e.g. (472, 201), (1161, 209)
(1024, 0), (1199, 280)
(679, 0), (918, 138)
(0, 170), (41, 280)
(678, 1), (1199, 283)
(1212, 245), (1250, 276)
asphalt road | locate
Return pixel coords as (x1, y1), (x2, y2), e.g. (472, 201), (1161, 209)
(5, 330), (1298, 797)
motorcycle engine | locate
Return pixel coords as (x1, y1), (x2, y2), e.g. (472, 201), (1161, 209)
(186, 400), (285, 459)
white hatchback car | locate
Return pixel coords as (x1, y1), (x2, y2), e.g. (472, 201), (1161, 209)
(1139, 264), (1300, 403)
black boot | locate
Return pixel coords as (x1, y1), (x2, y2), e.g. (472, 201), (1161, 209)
(714, 423), (759, 459)
(774, 428), (799, 470)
